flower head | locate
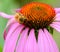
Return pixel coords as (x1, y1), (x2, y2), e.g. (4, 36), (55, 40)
(0, 2), (60, 52)
(15, 2), (55, 29)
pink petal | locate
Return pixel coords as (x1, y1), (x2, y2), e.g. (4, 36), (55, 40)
(15, 9), (21, 12)
(44, 29), (59, 52)
(52, 22), (60, 26)
(24, 29), (38, 52)
(54, 14), (60, 21)
(6, 23), (24, 41)
(38, 29), (49, 52)
(38, 29), (59, 52)
(3, 18), (17, 40)
(6, 18), (16, 28)
(0, 12), (14, 19)
(4, 23), (20, 40)
(3, 17), (19, 40)
(50, 22), (60, 32)
(16, 28), (29, 52)
(54, 8), (60, 13)
(3, 29), (7, 40)
(3, 25), (24, 52)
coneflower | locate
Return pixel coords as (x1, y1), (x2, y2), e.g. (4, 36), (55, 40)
(0, 2), (60, 52)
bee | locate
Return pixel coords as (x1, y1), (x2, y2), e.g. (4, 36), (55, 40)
(15, 13), (27, 24)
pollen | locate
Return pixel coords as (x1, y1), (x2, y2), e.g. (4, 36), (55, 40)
(15, 2), (56, 29)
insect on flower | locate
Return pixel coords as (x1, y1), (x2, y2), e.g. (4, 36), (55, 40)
(15, 13), (27, 24)
(0, 2), (60, 52)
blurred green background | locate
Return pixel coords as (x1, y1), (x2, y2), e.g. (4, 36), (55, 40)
(0, 0), (60, 52)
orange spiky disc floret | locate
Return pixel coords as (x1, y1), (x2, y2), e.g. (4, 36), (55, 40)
(16, 2), (56, 29)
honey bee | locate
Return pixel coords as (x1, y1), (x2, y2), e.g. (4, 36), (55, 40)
(15, 13), (27, 24)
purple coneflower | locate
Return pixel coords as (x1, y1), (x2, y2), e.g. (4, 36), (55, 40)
(0, 2), (60, 52)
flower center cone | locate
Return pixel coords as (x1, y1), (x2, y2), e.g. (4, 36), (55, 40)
(15, 2), (56, 30)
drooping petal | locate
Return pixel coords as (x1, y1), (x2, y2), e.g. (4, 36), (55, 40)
(3, 25), (24, 52)
(24, 29), (38, 52)
(50, 22), (60, 32)
(54, 14), (60, 21)
(54, 8), (60, 13)
(3, 23), (20, 40)
(38, 29), (49, 52)
(16, 28), (29, 52)
(6, 18), (16, 28)
(3, 18), (17, 40)
(44, 29), (59, 52)
(3, 30), (7, 40)
(52, 22), (60, 26)
(0, 12), (14, 19)
(38, 29), (59, 52)
(15, 9), (21, 12)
